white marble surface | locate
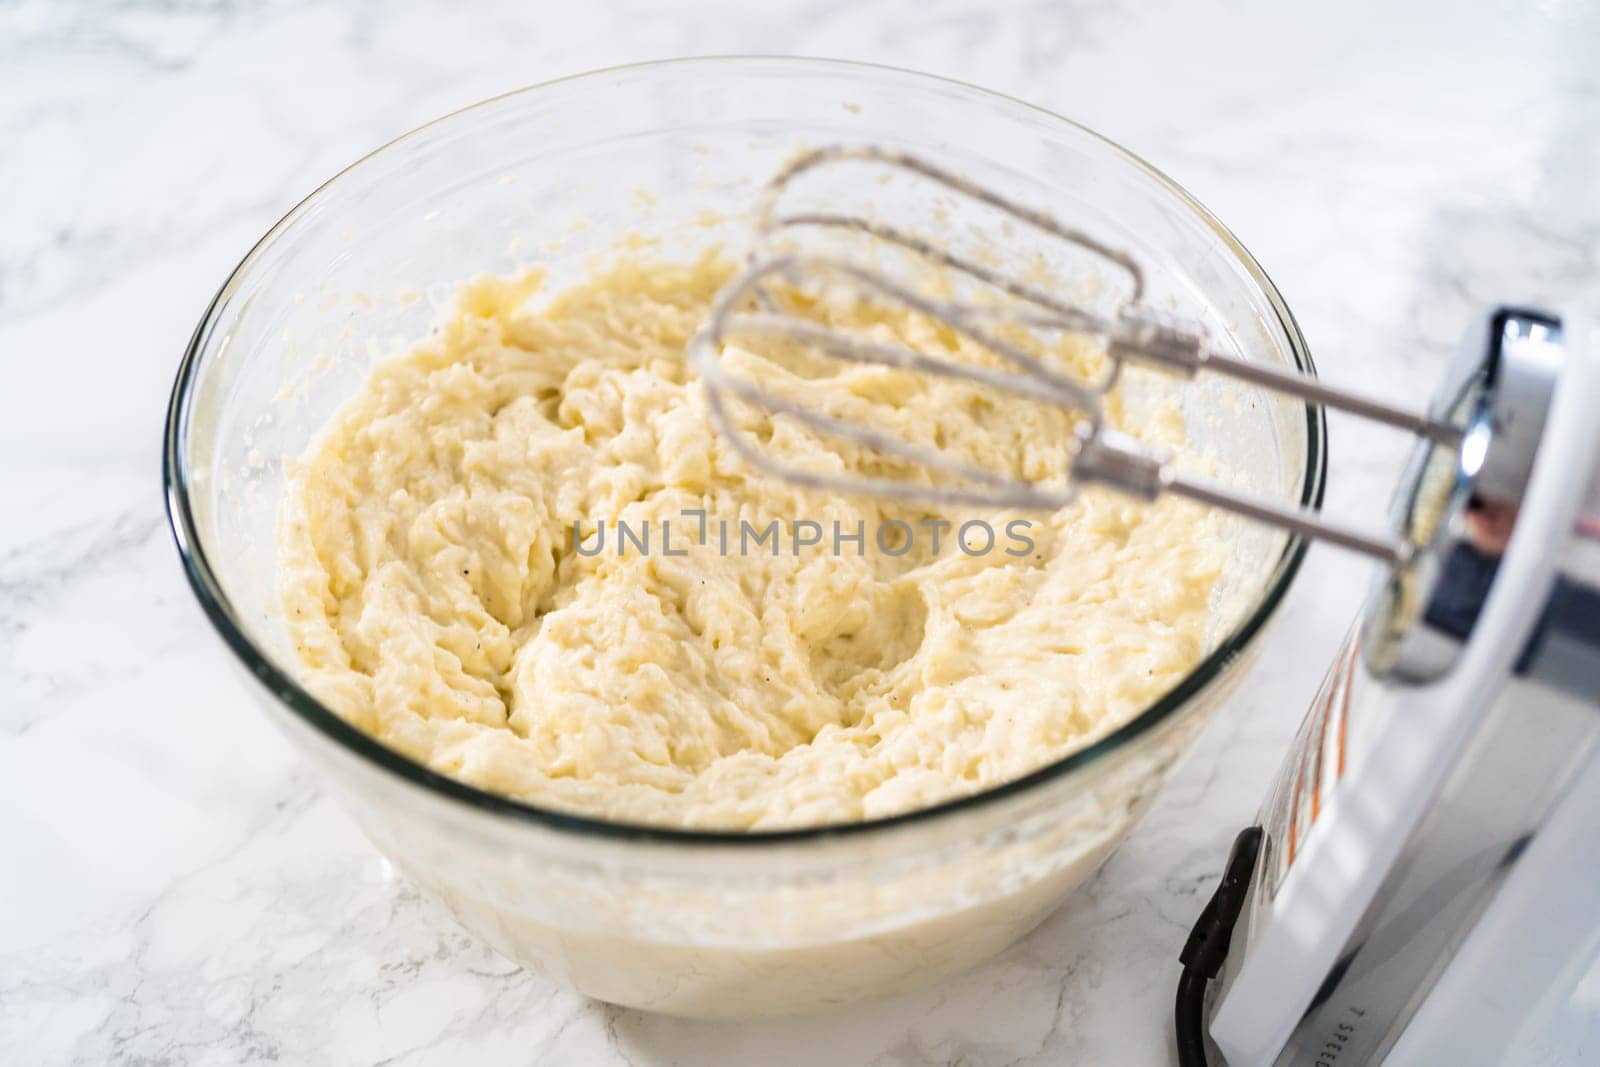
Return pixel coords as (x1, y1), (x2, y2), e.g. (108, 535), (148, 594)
(2, 0), (1597, 1063)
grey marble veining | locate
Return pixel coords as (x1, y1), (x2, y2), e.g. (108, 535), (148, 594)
(2, 0), (1597, 1063)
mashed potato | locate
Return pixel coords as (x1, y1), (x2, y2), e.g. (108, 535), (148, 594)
(278, 251), (1223, 829)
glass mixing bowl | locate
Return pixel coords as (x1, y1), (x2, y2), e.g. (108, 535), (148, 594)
(163, 57), (1322, 1018)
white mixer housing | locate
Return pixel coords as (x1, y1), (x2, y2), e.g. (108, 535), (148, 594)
(1204, 308), (1600, 1065)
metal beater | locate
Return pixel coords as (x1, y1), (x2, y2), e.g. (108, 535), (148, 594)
(690, 145), (1463, 569)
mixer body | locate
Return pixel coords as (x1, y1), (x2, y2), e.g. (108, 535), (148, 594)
(1200, 308), (1600, 1065)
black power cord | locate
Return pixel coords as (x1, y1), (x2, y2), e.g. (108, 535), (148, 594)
(1175, 826), (1265, 1067)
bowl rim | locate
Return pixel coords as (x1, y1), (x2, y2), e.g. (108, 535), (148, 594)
(162, 54), (1325, 847)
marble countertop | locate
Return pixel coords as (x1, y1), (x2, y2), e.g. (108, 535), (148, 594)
(2, 0), (1596, 1063)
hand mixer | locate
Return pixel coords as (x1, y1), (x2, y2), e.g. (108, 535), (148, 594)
(694, 145), (1600, 1065)
(690, 144), (1460, 569)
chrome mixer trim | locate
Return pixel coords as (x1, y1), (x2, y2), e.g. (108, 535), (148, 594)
(1363, 309), (1568, 683)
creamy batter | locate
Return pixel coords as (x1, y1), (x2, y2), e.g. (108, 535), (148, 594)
(278, 251), (1224, 830)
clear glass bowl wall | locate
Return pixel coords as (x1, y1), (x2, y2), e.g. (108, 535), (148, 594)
(165, 58), (1321, 1017)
